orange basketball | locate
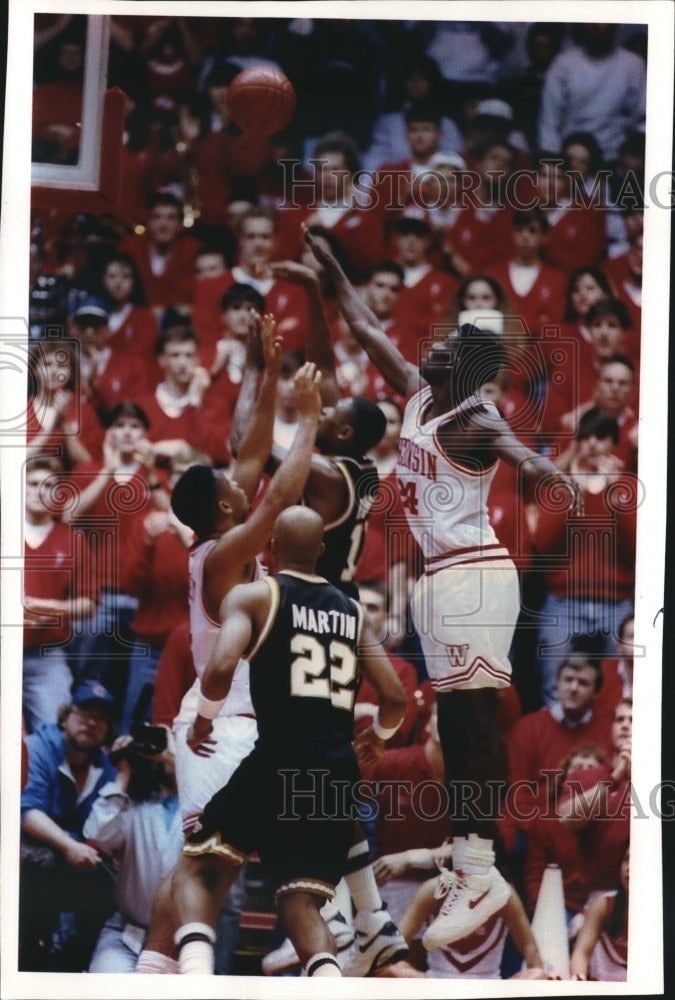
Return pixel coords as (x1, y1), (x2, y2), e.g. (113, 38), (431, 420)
(226, 65), (296, 136)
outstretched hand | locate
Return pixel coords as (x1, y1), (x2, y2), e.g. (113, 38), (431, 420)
(549, 472), (585, 516)
(293, 362), (323, 420)
(260, 313), (283, 377)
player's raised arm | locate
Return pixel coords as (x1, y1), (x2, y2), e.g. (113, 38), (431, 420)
(223, 363), (324, 568)
(270, 253), (340, 406)
(230, 313), (283, 501)
(467, 406), (584, 516)
(303, 228), (419, 399)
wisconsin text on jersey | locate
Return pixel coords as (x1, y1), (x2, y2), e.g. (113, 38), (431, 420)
(398, 438), (437, 478)
(291, 603), (357, 640)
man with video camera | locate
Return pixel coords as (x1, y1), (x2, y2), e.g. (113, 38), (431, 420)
(83, 693), (184, 972)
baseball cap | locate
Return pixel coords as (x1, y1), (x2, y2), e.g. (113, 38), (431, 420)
(70, 295), (110, 322)
(394, 206), (432, 235)
(474, 99), (514, 122)
(428, 151), (466, 171)
(72, 682), (115, 708)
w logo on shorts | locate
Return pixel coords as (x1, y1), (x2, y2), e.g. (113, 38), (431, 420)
(447, 644), (469, 667)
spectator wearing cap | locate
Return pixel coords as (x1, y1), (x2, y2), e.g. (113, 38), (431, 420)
(443, 138), (518, 276)
(413, 150), (467, 239)
(371, 101), (464, 225)
(69, 294), (151, 454)
(389, 211), (458, 347)
(116, 191), (203, 315)
(19, 684), (117, 971)
(462, 97), (531, 170)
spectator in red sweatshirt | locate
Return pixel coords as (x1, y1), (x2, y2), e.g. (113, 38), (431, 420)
(502, 651), (613, 852)
(390, 212), (458, 343)
(191, 205), (308, 353)
(23, 457), (98, 731)
(117, 191), (202, 315)
(531, 410), (636, 706)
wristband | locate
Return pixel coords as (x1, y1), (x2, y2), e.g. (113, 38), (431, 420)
(148, 481), (162, 491)
(372, 708), (402, 741)
(196, 691), (226, 720)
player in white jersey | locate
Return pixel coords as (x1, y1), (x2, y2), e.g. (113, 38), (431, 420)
(305, 229), (581, 951)
(135, 319), (324, 973)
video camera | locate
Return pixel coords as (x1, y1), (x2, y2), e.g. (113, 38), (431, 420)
(108, 684), (168, 764)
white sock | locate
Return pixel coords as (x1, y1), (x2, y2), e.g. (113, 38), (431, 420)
(135, 949), (179, 974)
(345, 841), (382, 912)
(305, 952), (341, 977)
(451, 835), (467, 871)
(462, 834), (494, 875)
(175, 922), (216, 975)
(320, 899), (339, 922)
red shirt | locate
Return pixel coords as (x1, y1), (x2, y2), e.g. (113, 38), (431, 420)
(367, 743), (452, 855)
(503, 706), (613, 849)
(137, 390), (231, 467)
(445, 203), (515, 273)
(275, 204), (387, 285)
(121, 518), (190, 645)
(151, 620), (196, 728)
(533, 479), (637, 601)
(488, 260), (567, 337)
(559, 764), (631, 896)
(355, 652), (421, 748)
(117, 232), (203, 309)
(524, 813), (586, 914)
(107, 305), (160, 367)
(191, 271), (308, 356)
(69, 463), (158, 590)
(26, 395), (104, 470)
(24, 520), (98, 648)
(394, 266), (459, 343)
(541, 206), (606, 275)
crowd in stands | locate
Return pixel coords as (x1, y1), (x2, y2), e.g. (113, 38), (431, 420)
(21, 13), (644, 978)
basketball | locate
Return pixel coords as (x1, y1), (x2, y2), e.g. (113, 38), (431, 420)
(226, 66), (296, 136)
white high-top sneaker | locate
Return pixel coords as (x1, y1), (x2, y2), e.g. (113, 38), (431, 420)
(261, 910), (354, 975)
(422, 834), (511, 950)
(339, 906), (408, 976)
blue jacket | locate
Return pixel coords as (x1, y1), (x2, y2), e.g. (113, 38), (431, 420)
(21, 723), (116, 844)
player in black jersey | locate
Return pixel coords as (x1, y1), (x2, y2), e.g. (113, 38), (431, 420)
(234, 247), (413, 975)
(169, 507), (407, 977)
(233, 249), (387, 600)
